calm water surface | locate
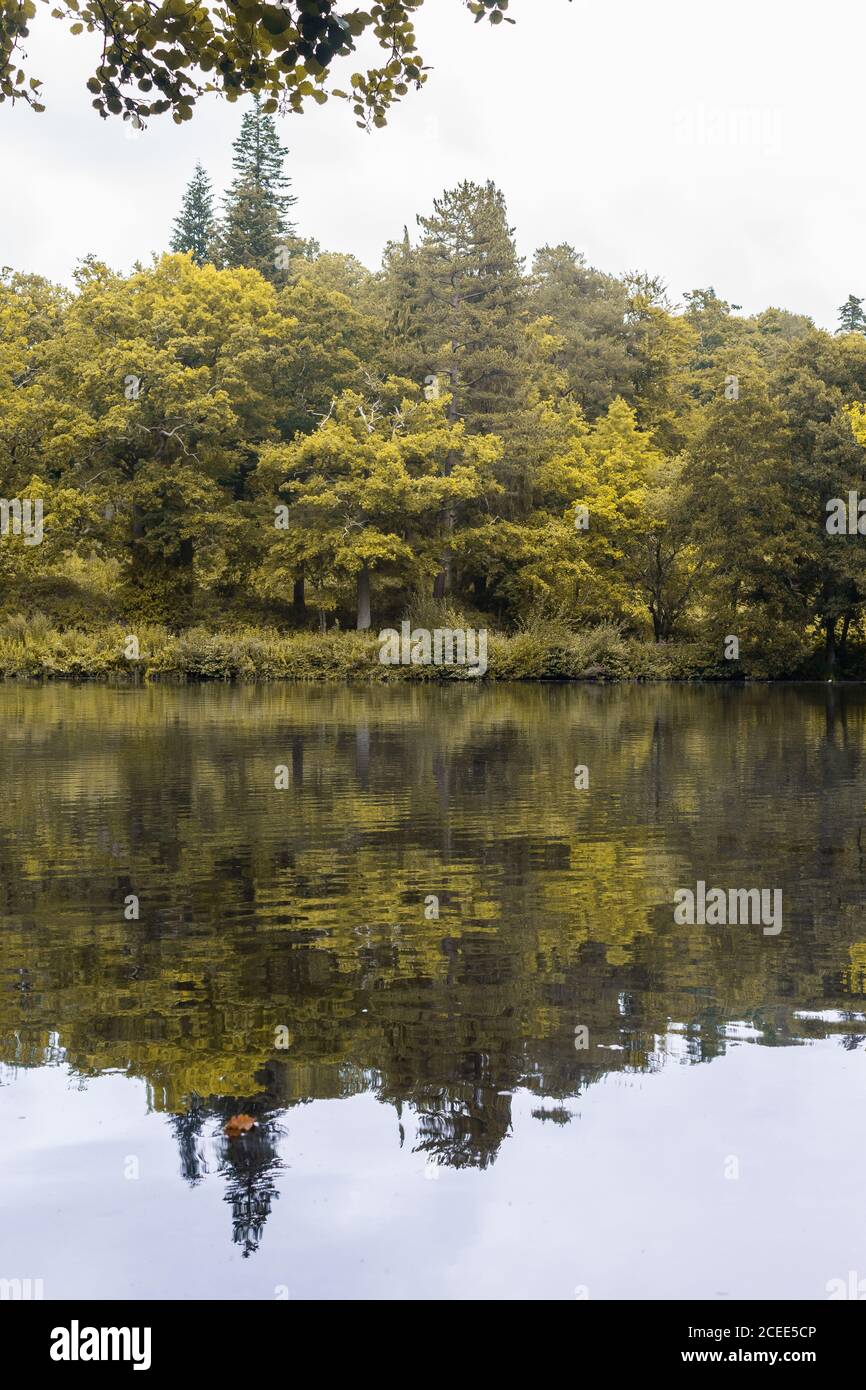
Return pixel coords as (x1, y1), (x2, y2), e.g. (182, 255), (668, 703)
(1, 682), (865, 1299)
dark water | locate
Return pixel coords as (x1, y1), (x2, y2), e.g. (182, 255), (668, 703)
(1, 682), (865, 1300)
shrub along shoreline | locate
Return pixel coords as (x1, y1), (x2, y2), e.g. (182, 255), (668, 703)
(0, 620), (849, 682)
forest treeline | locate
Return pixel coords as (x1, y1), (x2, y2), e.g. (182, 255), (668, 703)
(5, 104), (866, 679)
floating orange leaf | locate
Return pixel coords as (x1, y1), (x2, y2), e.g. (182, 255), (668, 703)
(224, 1114), (257, 1138)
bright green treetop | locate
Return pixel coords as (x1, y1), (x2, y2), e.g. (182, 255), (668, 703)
(170, 162), (217, 266)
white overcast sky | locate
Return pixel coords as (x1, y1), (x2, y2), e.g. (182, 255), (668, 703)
(0, 0), (862, 329)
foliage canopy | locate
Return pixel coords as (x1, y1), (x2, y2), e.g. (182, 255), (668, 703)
(2, 0), (525, 127)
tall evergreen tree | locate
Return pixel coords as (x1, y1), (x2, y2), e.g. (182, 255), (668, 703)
(220, 99), (298, 281)
(529, 243), (637, 418)
(836, 294), (866, 335)
(381, 181), (529, 596)
(412, 181), (526, 439)
(383, 184), (527, 434)
(170, 163), (216, 266)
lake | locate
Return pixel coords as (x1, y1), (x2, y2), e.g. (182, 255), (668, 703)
(1, 682), (865, 1300)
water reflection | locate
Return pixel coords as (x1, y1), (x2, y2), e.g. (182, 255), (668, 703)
(1, 683), (866, 1279)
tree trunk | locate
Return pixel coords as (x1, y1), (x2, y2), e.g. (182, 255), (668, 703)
(433, 500), (455, 599)
(825, 618), (837, 678)
(356, 563), (371, 631)
(433, 549), (452, 601)
(131, 498), (146, 572)
(432, 342), (459, 598)
(292, 568), (306, 625)
(839, 610), (852, 665)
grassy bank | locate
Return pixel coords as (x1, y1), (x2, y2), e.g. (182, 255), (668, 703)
(0, 615), (839, 682)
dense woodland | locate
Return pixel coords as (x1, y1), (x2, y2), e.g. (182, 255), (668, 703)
(5, 103), (866, 678)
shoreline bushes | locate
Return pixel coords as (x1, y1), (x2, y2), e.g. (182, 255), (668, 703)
(0, 617), (846, 683)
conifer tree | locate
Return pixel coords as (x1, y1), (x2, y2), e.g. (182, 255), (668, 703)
(382, 182), (529, 595)
(170, 164), (216, 266)
(220, 99), (298, 281)
(412, 181), (526, 437)
(529, 244), (638, 417)
(837, 294), (866, 335)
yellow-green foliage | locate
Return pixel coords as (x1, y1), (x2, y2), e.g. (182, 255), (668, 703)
(0, 619), (745, 682)
(5, 227), (866, 679)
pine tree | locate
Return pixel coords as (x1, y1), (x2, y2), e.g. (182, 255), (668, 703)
(170, 163), (216, 266)
(220, 99), (298, 281)
(837, 294), (866, 334)
(381, 181), (528, 596)
(381, 227), (420, 339)
(530, 243), (637, 418)
(409, 181), (527, 439)
(220, 180), (283, 278)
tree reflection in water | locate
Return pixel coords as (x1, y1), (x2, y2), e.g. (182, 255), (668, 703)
(3, 683), (866, 1255)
